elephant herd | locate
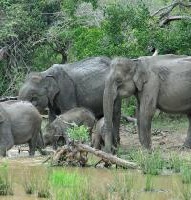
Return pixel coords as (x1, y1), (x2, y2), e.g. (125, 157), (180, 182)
(1, 54), (191, 156)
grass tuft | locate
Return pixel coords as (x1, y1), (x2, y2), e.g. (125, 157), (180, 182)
(0, 163), (13, 196)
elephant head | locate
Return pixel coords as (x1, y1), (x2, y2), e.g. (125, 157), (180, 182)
(103, 57), (148, 152)
(19, 72), (59, 113)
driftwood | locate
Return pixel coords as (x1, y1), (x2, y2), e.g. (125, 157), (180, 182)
(51, 142), (138, 169)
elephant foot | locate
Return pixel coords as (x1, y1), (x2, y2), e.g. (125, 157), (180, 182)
(183, 138), (191, 149)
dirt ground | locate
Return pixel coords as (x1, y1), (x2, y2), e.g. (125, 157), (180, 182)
(119, 121), (191, 159)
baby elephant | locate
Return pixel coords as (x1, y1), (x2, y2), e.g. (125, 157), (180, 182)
(92, 117), (105, 150)
(43, 107), (96, 149)
(0, 100), (42, 156)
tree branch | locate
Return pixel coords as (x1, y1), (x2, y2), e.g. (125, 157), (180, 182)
(160, 15), (191, 26)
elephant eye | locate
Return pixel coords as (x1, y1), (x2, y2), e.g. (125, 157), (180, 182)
(116, 78), (122, 85)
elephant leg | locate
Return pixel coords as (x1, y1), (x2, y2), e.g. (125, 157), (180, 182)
(112, 96), (122, 148)
(0, 127), (14, 157)
(93, 134), (102, 150)
(183, 114), (191, 148)
(28, 133), (38, 156)
(138, 82), (158, 149)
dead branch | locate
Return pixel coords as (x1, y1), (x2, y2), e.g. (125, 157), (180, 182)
(76, 143), (138, 169)
(51, 142), (138, 169)
(152, 0), (191, 26)
(152, 1), (191, 18)
(160, 15), (191, 26)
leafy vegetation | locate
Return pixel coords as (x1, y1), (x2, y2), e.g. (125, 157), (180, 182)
(67, 124), (90, 142)
(1, 0), (191, 95)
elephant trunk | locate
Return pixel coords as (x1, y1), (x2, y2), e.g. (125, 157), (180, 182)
(103, 78), (118, 153)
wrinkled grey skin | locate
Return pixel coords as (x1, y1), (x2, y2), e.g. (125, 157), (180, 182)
(92, 117), (105, 150)
(0, 100), (42, 156)
(19, 57), (112, 122)
(44, 107), (96, 149)
(103, 54), (191, 152)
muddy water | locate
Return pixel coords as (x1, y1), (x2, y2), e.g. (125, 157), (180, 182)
(0, 150), (183, 200)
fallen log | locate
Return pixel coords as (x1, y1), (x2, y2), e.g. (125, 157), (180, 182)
(51, 142), (138, 169)
(75, 143), (138, 169)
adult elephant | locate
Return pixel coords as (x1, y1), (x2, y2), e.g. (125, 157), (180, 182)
(19, 57), (121, 122)
(103, 54), (191, 152)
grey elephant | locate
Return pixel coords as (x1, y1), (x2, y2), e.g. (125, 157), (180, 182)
(18, 57), (120, 123)
(0, 100), (43, 156)
(103, 54), (191, 152)
(43, 107), (96, 149)
(92, 117), (105, 150)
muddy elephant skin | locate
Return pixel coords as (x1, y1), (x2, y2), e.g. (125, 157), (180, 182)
(103, 54), (191, 152)
(0, 100), (42, 156)
(43, 107), (96, 149)
(19, 57), (111, 121)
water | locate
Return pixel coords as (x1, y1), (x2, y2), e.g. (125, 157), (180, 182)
(0, 150), (184, 200)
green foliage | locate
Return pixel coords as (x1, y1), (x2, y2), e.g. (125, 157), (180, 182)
(1, 0), (191, 95)
(121, 97), (136, 117)
(67, 125), (90, 142)
(72, 27), (105, 60)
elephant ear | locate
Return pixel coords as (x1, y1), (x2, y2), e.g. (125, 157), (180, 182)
(45, 75), (59, 106)
(0, 112), (5, 123)
(133, 63), (148, 91)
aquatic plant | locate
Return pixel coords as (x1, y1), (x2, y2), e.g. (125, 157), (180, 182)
(168, 153), (182, 173)
(23, 174), (36, 195)
(49, 170), (90, 199)
(181, 163), (191, 184)
(144, 174), (154, 192)
(179, 185), (191, 200)
(108, 172), (135, 200)
(129, 149), (164, 175)
(0, 163), (13, 195)
(36, 172), (50, 198)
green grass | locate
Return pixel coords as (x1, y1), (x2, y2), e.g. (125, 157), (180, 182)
(0, 163), (13, 195)
(167, 153), (182, 173)
(178, 185), (191, 200)
(144, 174), (154, 192)
(108, 172), (135, 200)
(181, 163), (191, 184)
(23, 172), (36, 195)
(152, 114), (187, 132)
(128, 149), (164, 175)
